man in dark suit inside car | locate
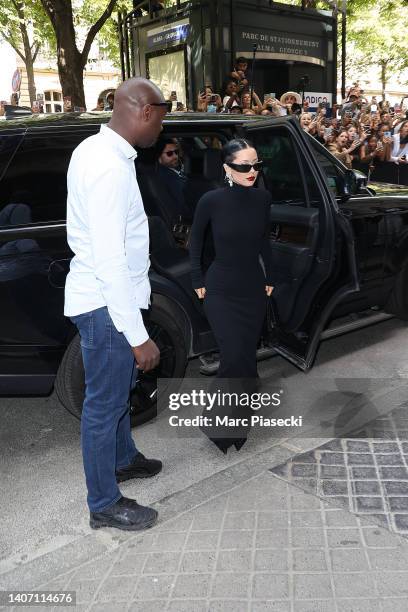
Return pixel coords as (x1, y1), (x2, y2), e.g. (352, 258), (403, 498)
(156, 137), (192, 222)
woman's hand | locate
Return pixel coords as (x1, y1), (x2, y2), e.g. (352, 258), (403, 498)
(265, 285), (274, 296)
(195, 287), (206, 299)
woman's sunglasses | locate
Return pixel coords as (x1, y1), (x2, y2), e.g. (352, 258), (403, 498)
(227, 161), (263, 173)
(165, 149), (179, 157)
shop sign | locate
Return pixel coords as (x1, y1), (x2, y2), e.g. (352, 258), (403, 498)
(235, 26), (323, 61)
(147, 18), (190, 49)
(12, 69), (22, 93)
(304, 92), (333, 108)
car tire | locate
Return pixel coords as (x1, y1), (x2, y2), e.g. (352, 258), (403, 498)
(55, 304), (188, 427)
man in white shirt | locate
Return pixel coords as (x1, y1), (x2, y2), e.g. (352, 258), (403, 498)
(65, 77), (167, 531)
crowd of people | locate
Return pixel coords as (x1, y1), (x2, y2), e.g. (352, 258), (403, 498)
(84, 65), (408, 176)
(299, 85), (408, 173)
(161, 69), (408, 173)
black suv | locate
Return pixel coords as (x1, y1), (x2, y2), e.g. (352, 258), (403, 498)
(1, 112), (408, 425)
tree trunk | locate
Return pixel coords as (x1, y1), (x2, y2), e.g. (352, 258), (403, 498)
(57, 43), (86, 109)
(24, 55), (37, 106)
(40, 0), (118, 110)
(15, 1), (37, 105)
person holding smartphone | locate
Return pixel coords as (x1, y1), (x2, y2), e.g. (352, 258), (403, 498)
(360, 135), (385, 170)
(327, 129), (360, 168)
(221, 80), (242, 113)
(241, 90), (263, 114)
(389, 120), (408, 164)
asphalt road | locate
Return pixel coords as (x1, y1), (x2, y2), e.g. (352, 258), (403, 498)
(1, 317), (408, 574)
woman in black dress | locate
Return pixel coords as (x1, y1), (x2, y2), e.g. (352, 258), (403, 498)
(189, 139), (273, 451)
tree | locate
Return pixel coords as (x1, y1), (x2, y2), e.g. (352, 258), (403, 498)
(345, 1), (408, 99)
(39, 0), (119, 109)
(0, 0), (52, 105)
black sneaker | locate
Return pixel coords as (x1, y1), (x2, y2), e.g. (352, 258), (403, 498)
(90, 496), (158, 531)
(116, 452), (162, 483)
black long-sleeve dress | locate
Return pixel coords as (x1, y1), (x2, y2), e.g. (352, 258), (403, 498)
(189, 182), (273, 378)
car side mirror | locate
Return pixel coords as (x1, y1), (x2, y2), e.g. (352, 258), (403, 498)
(343, 169), (368, 200)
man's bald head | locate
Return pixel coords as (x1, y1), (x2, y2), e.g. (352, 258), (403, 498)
(113, 77), (165, 111)
(108, 77), (167, 148)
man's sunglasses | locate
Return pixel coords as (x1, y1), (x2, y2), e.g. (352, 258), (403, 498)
(165, 149), (179, 157)
(149, 102), (169, 108)
(227, 161), (263, 173)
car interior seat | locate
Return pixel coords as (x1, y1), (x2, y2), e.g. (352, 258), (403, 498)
(136, 162), (176, 230)
(148, 215), (194, 299)
(183, 148), (223, 213)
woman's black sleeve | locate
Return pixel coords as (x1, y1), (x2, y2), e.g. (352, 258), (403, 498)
(189, 194), (212, 289)
(260, 198), (274, 285)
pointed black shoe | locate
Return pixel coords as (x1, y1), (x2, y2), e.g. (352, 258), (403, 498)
(208, 437), (234, 454)
(116, 452), (162, 483)
(233, 438), (247, 451)
(90, 496), (158, 531)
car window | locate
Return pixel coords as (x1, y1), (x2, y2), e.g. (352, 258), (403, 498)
(307, 136), (344, 198)
(136, 132), (227, 221)
(0, 132), (25, 183)
(0, 128), (98, 228)
(250, 126), (323, 207)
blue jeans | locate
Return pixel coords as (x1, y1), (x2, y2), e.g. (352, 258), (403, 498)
(70, 307), (139, 512)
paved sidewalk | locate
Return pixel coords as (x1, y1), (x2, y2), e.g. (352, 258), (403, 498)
(3, 453), (408, 611)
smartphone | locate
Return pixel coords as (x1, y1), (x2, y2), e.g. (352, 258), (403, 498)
(384, 131), (392, 138)
(264, 93), (275, 102)
(324, 127), (333, 137)
(210, 94), (217, 103)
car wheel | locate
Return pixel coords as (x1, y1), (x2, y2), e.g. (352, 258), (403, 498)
(55, 304), (188, 427)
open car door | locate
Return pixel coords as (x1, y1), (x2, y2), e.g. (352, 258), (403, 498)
(244, 116), (359, 370)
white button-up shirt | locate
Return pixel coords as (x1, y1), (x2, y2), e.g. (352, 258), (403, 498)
(64, 124), (150, 346)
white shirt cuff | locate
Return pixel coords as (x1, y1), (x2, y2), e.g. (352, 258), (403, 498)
(123, 324), (149, 348)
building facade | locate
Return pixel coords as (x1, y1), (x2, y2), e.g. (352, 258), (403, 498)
(0, 40), (120, 112)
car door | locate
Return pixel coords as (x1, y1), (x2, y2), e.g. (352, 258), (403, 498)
(0, 124), (98, 391)
(307, 135), (387, 295)
(244, 117), (359, 370)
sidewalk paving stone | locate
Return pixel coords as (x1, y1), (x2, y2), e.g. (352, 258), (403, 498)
(2, 468), (408, 611)
(270, 403), (408, 538)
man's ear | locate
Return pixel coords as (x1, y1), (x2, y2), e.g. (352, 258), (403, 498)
(141, 104), (152, 122)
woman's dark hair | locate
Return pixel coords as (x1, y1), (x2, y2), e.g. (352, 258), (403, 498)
(222, 138), (254, 164)
(335, 128), (348, 140)
(399, 120), (408, 144)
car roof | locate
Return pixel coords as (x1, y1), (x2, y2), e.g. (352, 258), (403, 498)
(0, 111), (272, 133)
